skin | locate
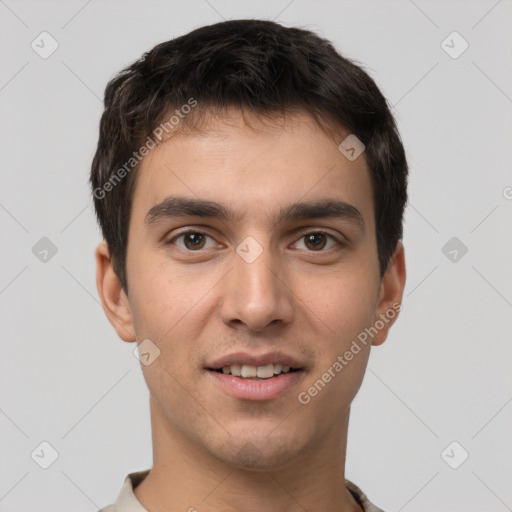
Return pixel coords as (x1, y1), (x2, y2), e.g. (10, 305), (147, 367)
(95, 109), (406, 512)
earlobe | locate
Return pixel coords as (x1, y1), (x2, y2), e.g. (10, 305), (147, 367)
(95, 240), (136, 342)
(371, 242), (406, 346)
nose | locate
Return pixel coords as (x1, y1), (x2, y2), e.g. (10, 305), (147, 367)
(219, 242), (294, 332)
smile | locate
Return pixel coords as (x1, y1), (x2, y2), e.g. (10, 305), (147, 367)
(206, 366), (305, 401)
(212, 363), (301, 379)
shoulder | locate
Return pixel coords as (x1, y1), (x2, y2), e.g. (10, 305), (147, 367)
(94, 469), (150, 512)
(345, 479), (386, 512)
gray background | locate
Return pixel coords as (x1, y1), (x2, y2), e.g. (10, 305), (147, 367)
(1, 1), (511, 511)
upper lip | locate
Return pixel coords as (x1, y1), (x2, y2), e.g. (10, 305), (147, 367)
(207, 351), (305, 370)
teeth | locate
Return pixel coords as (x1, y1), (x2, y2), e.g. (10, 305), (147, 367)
(241, 365), (257, 378)
(256, 364), (274, 378)
(230, 364), (241, 377)
(219, 363), (296, 378)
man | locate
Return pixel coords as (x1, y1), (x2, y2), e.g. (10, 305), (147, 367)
(91, 18), (407, 512)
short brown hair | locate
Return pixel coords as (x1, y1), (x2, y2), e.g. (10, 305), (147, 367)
(90, 19), (408, 294)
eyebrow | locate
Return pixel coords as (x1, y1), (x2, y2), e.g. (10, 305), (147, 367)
(144, 196), (365, 231)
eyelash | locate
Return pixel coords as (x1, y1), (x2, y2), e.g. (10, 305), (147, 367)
(167, 229), (345, 252)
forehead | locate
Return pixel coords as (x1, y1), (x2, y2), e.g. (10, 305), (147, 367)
(130, 110), (374, 230)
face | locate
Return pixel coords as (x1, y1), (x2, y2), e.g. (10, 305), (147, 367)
(96, 109), (405, 471)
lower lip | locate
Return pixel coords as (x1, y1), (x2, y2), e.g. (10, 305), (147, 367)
(206, 369), (305, 401)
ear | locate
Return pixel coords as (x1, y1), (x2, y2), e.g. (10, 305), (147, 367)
(371, 241), (406, 346)
(95, 240), (136, 342)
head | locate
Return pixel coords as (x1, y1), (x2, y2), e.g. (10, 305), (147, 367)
(92, 19), (407, 470)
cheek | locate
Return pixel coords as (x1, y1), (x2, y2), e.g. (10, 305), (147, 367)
(127, 254), (206, 337)
(127, 258), (217, 385)
(298, 283), (374, 415)
(297, 267), (379, 342)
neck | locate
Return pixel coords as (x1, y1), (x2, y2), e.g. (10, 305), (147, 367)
(134, 396), (363, 512)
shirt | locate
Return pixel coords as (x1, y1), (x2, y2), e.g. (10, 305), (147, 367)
(97, 469), (385, 512)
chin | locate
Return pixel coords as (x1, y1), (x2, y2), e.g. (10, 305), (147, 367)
(210, 432), (307, 471)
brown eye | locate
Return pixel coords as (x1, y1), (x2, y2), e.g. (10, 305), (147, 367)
(183, 233), (206, 250)
(169, 231), (216, 251)
(294, 231), (340, 252)
(304, 233), (328, 250)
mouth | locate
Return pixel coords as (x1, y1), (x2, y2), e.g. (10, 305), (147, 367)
(205, 364), (306, 401)
(207, 363), (303, 380)
(205, 351), (307, 401)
